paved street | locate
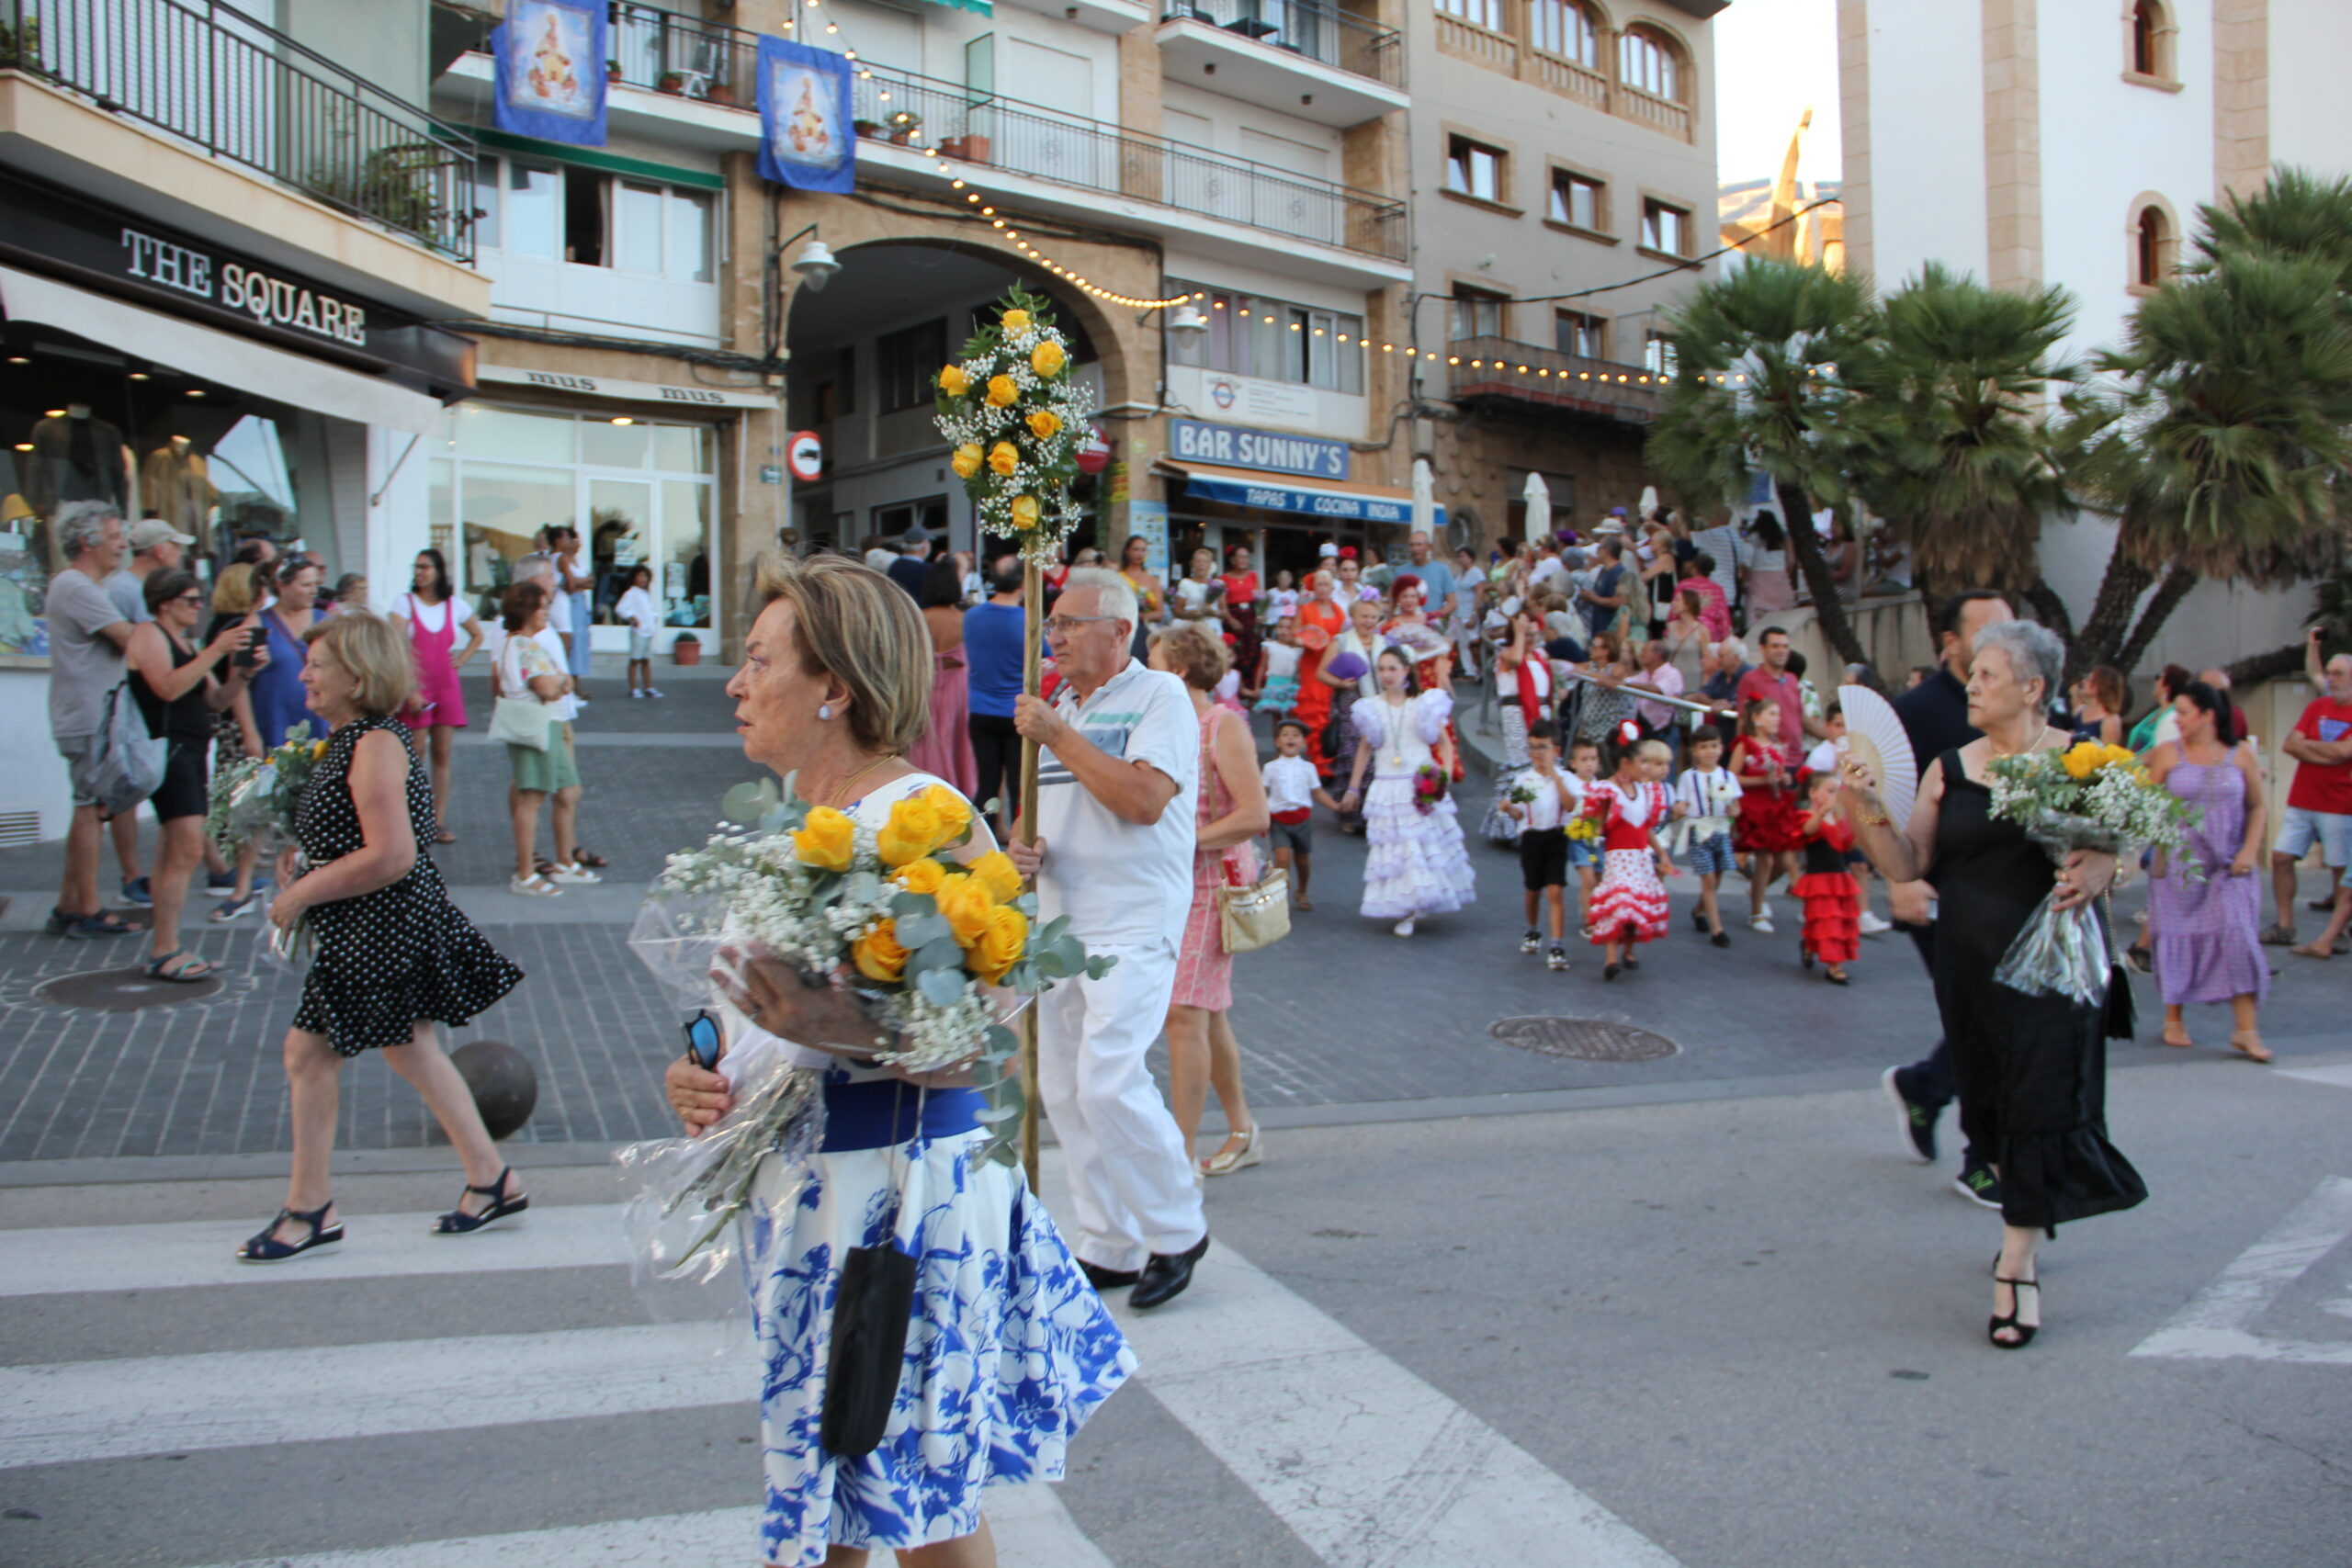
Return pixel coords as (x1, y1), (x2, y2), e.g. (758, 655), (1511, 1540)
(3, 677), (2348, 1568)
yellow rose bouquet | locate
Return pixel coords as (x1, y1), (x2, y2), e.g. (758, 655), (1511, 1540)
(1983, 740), (2196, 1007)
(638, 771), (1114, 1168)
(205, 721), (325, 857)
(933, 285), (1094, 566)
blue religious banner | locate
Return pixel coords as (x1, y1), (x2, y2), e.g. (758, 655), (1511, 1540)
(756, 36), (856, 194)
(492, 0), (607, 147)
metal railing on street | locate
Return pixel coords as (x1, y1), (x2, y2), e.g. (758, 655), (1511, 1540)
(1444, 334), (1664, 423)
(1159, 0), (1402, 87)
(3, 0), (479, 260)
(604, 5), (1405, 261)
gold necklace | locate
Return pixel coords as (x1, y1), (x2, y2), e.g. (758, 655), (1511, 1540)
(819, 751), (900, 807)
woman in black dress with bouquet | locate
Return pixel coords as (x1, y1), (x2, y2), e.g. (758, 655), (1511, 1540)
(1839, 620), (2146, 1348)
(236, 612), (526, 1261)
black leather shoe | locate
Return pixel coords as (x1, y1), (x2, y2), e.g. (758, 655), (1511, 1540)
(1129, 1234), (1210, 1310)
(1080, 1260), (1140, 1292)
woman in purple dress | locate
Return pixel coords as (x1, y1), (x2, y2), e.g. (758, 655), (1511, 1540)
(2148, 681), (2273, 1063)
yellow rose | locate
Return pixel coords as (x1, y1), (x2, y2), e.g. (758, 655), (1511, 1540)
(937, 873), (997, 948)
(989, 441), (1020, 478)
(895, 856), (951, 896)
(876, 795), (946, 867)
(310, 740), (328, 759)
(2062, 740), (2106, 781)
(972, 903), (1028, 983)
(850, 919), (910, 984)
(2103, 743), (2137, 769)
(1001, 308), (1031, 333)
(1031, 341), (1066, 378)
(951, 443), (983, 480)
(937, 365), (970, 397)
(921, 784), (972, 844)
(1027, 409), (1061, 440)
(986, 375), (1018, 407)
(967, 849), (1024, 904)
(792, 806), (856, 872)
(1010, 494), (1040, 529)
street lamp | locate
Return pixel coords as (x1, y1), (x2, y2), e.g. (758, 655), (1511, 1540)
(779, 223), (842, 292)
(1162, 301), (1208, 344)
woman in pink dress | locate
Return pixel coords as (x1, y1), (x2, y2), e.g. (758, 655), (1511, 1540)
(1153, 622), (1272, 1178)
(906, 559), (978, 796)
(389, 548), (483, 845)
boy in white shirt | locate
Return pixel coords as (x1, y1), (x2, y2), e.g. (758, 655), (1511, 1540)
(615, 563), (663, 699)
(1261, 718), (1341, 909)
(1675, 729), (1744, 946)
(1501, 721), (1579, 970)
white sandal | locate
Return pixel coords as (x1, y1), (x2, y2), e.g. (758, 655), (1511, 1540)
(509, 874), (562, 897)
(1201, 1122), (1264, 1177)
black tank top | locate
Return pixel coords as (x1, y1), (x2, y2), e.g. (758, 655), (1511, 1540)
(131, 628), (212, 746)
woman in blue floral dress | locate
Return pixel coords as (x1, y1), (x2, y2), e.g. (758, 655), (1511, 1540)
(662, 555), (1131, 1566)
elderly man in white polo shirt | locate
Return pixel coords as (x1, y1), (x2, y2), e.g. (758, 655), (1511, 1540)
(1009, 565), (1211, 1310)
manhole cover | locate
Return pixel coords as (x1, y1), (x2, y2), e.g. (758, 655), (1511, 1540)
(1487, 1017), (1679, 1062)
(36, 966), (224, 1011)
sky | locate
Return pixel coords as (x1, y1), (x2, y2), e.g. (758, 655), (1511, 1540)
(1713, 0), (1844, 190)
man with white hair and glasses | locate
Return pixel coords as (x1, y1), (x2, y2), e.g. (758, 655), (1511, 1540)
(1010, 566), (1211, 1309)
(44, 501), (143, 939)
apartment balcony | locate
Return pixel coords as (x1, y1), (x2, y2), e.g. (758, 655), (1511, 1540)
(3, 0), (479, 260)
(1155, 0), (1407, 130)
(1430, 15), (1693, 142)
(443, 10), (1409, 289)
(1445, 335), (1663, 425)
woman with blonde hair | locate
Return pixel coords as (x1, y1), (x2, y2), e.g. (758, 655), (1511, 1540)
(1149, 621), (1272, 1177)
(237, 611), (525, 1261)
(661, 552), (1132, 1568)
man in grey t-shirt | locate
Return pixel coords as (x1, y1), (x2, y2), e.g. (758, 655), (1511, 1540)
(101, 518), (193, 626)
(46, 501), (140, 938)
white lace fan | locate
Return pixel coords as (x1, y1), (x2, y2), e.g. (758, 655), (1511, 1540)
(1838, 683), (1918, 829)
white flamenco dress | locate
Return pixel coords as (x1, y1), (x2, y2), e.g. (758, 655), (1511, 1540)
(716, 772), (1135, 1567)
(1352, 688), (1478, 921)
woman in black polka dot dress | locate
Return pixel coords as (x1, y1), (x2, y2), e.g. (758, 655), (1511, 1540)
(236, 613), (526, 1263)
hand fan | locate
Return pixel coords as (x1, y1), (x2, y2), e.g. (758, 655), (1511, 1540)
(1838, 683), (1918, 829)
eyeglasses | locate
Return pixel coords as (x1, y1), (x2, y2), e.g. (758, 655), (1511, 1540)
(172, 592), (204, 604)
(1045, 615), (1113, 636)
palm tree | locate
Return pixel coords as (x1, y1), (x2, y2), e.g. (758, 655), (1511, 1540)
(1646, 257), (1880, 678)
(2067, 246), (2352, 679)
(1843, 264), (2080, 623)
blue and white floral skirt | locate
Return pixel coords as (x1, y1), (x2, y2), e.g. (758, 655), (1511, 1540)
(742, 1128), (1135, 1567)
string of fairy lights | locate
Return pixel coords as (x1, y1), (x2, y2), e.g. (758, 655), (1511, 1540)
(757, 0), (1751, 385)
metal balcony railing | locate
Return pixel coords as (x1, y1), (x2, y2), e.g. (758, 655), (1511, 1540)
(603, 5), (1406, 261)
(1159, 0), (1402, 88)
(3, 0), (479, 260)
(1444, 335), (1663, 424)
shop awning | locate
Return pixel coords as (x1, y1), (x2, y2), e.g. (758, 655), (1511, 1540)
(0, 265), (447, 434)
(1159, 460), (1444, 530)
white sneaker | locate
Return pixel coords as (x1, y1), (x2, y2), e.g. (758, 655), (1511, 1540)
(648, 688), (666, 698)
(1750, 913), (1775, 933)
(1759, 900), (1775, 922)
(509, 874), (561, 897)
(1858, 910), (1894, 935)
(547, 863), (602, 885)
(1392, 918), (1416, 937)
(629, 689), (645, 699)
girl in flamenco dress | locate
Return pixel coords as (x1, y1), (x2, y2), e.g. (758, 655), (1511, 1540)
(1586, 726), (1677, 980)
(1731, 697), (1805, 935)
(1340, 647), (1476, 938)
(1792, 768), (1860, 985)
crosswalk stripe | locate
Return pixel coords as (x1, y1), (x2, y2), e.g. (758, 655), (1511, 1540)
(0, 1205), (633, 1298)
(1112, 1249), (1683, 1568)
(2274, 1064), (2352, 1090)
(175, 1484), (1114, 1568)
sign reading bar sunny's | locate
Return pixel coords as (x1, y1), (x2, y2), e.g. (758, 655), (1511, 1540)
(1170, 418), (1351, 481)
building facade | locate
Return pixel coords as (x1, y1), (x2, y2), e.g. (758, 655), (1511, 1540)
(0, 0), (486, 843)
(1838, 0), (2352, 674)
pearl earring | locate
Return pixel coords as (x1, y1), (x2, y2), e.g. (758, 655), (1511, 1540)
(818, 704), (832, 720)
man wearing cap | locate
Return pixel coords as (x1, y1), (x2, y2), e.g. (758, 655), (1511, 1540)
(104, 518), (193, 626)
(1529, 536), (1567, 592)
(888, 527), (932, 599)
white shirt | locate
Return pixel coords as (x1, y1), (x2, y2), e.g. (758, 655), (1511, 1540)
(616, 585), (660, 637)
(529, 626), (578, 721)
(1675, 766), (1743, 836)
(1519, 767), (1579, 831)
(397, 592), (472, 637)
(1804, 738), (1844, 774)
(1530, 556), (1566, 590)
(1262, 754), (1320, 815)
(1035, 659), (1199, 947)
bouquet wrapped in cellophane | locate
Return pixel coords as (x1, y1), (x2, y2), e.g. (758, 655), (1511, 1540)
(1985, 740), (2197, 1007)
(206, 724), (325, 855)
(617, 773), (1115, 1280)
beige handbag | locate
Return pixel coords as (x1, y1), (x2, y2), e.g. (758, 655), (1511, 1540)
(1200, 708), (1291, 953)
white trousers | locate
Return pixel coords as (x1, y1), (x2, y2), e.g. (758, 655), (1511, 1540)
(1035, 938), (1207, 1272)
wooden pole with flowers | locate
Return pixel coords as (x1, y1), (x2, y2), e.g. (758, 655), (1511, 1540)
(935, 287), (1091, 1190)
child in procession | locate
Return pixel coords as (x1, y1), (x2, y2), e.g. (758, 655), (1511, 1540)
(1253, 613), (1303, 716)
(1731, 697), (1804, 933)
(1262, 717), (1341, 910)
(1566, 737), (1604, 936)
(1502, 721), (1578, 971)
(1674, 728), (1743, 948)
(1586, 725), (1677, 981)
(1792, 769), (1861, 985)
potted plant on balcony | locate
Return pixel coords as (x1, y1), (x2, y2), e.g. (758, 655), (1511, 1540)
(854, 118), (884, 139)
(657, 70), (685, 94)
(887, 108), (922, 145)
(672, 631), (702, 667)
(607, 58), (622, 83)
(705, 79), (734, 106)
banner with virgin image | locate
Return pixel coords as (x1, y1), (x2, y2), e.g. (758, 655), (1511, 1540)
(493, 0), (608, 147)
(755, 36), (855, 194)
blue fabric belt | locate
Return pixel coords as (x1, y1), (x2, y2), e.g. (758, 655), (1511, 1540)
(820, 1079), (987, 1152)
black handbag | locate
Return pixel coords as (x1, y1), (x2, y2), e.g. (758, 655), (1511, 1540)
(819, 1085), (922, 1460)
(2100, 896), (2135, 1041)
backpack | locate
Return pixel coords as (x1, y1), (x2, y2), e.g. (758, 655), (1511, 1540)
(74, 680), (166, 818)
